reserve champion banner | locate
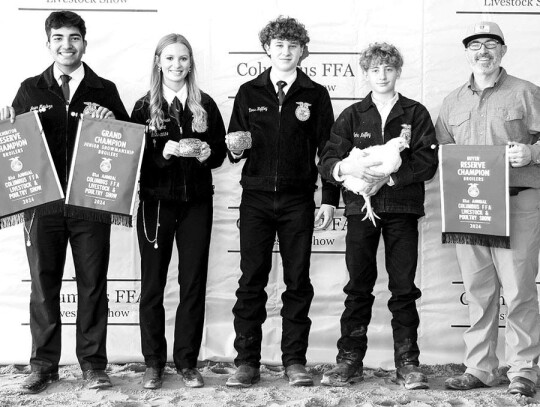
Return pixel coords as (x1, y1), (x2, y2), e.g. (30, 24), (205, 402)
(2, 0), (540, 368)
(0, 111), (63, 229)
(65, 116), (145, 226)
(439, 145), (510, 248)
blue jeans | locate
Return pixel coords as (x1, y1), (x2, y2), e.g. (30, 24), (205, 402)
(337, 213), (421, 368)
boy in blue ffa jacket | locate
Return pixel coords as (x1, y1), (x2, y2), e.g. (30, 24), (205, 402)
(318, 42), (438, 389)
(0, 11), (129, 393)
(225, 16), (340, 388)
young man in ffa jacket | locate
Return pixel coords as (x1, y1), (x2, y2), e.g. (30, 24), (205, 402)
(225, 16), (340, 388)
(0, 11), (129, 393)
(318, 42), (438, 389)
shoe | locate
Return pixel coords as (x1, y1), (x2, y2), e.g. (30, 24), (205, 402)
(20, 371), (59, 394)
(445, 373), (486, 390)
(396, 365), (429, 390)
(285, 364), (313, 386)
(321, 362), (363, 387)
(508, 376), (536, 398)
(143, 367), (164, 389)
(181, 368), (204, 388)
(226, 365), (260, 388)
(82, 369), (112, 389)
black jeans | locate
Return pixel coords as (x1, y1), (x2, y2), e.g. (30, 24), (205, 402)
(337, 213), (421, 368)
(137, 198), (212, 370)
(233, 190), (315, 368)
(26, 213), (110, 373)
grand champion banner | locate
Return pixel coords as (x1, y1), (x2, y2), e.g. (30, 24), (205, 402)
(439, 145), (509, 248)
(0, 111), (63, 229)
(65, 116), (145, 226)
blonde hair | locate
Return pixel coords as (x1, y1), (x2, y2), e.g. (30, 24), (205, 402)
(148, 33), (207, 132)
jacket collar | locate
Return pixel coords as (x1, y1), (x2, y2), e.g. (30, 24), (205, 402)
(36, 62), (104, 90)
(252, 67), (315, 90)
(357, 92), (417, 114)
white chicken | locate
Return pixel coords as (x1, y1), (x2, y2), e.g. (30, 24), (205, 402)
(341, 135), (409, 225)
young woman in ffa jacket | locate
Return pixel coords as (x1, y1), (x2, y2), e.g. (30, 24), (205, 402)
(131, 33), (226, 389)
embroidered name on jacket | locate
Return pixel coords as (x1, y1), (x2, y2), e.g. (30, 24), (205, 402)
(249, 106), (268, 113)
(30, 104), (53, 113)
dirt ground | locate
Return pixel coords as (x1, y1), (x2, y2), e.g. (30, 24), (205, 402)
(1, 363), (539, 406)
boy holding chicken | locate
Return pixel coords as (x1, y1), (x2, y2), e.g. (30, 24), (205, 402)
(318, 42), (438, 389)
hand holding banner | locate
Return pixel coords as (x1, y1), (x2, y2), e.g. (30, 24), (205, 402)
(0, 111), (63, 229)
(439, 145), (510, 248)
(65, 116), (145, 226)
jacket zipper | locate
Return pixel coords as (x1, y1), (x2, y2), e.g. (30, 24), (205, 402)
(177, 113), (188, 201)
(275, 96), (282, 192)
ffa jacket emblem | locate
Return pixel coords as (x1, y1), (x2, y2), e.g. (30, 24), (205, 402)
(10, 157), (23, 172)
(100, 157), (112, 173)
(399, 124), (412, 143)
(468, 183), (479, 198)
(83, 102), (100, 115)
(295, 102), (311, 121)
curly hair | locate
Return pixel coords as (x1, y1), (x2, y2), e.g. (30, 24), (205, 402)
(359, 42), (404, 71)
(259, 16), (310, 49)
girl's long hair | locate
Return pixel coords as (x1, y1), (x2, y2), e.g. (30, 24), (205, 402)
(148, 33), (207, 132)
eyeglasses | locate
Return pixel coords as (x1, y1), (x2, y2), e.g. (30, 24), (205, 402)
(467, 40), (500, 51)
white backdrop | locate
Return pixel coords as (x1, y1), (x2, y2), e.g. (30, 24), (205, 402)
(1, 0), (540, 369)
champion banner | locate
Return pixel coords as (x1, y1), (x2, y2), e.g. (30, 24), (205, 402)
(65, 116), (145, 226)
(439, 145), (509, 248)
(0, 111), (64, 229)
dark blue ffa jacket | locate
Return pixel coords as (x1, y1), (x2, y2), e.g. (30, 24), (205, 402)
(228, 68), (340, 206)
(131, 91), (226, 202)
(318, 93), (438, 217)
(12, 62), (130, 192)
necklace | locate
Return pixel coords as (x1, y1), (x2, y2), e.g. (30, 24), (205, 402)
(142, 200), (160, 249)
(24, 210), (36, 247)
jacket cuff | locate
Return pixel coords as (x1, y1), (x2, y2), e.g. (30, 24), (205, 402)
(321, 184), (340, 207)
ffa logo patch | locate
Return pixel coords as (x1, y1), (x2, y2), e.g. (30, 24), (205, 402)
(83, 102), (100, 115)
(295, 102), (311, 121)
(467, 183), (480, 198)
(400, 124), (412, 143)
(100, 157), (112, 173)
(10, 157), (23, 172)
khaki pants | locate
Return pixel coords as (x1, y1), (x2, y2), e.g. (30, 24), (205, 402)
(456, 188), (540, 385)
